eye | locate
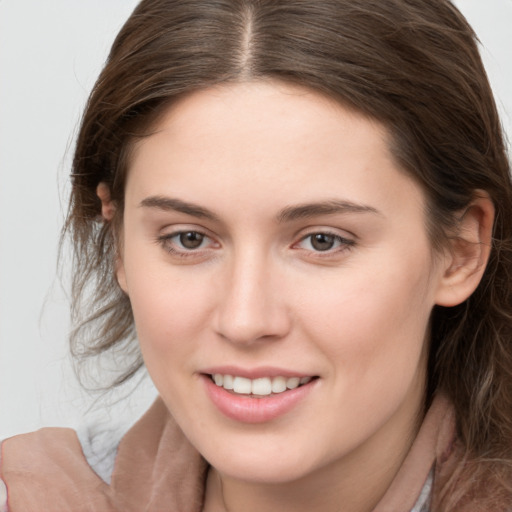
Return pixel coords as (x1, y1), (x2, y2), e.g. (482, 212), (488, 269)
(157, 229), (217, 256)
(296, 232), (354, 253)
(175, 231), (207, 250)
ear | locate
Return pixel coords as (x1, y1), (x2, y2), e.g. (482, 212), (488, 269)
(435, 191), (494, 307)
(96, 182), (115, 221)
(96, 182), (128, 293)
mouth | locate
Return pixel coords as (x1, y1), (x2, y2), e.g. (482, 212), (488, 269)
(202, 370), (319, 423)
(208, 373), (318, 398)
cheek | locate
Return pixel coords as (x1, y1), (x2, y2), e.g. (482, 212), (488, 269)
(123, 256), (216, 367)
(292, 258), (435, 443)
(127, 274), (213, 412)
(298, 252), (435, 381)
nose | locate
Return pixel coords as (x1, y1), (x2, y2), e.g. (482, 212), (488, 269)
(213, 249), (291, 346)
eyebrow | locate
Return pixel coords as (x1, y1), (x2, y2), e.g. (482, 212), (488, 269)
(139, 196), (220, 221)
(139, 196), (380, 223)
(277, 200), (381, 222)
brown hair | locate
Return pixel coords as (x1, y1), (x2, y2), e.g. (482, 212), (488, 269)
(65, 0), (512, 507)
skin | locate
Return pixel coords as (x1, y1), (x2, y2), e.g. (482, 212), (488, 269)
(110, 81), (492, 512)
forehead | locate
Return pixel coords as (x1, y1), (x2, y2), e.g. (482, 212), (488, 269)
(129, 81), (388, 160)
(125, 81), (425, 222)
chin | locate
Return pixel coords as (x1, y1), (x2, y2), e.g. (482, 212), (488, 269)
(217, 461), (313, 485)
(202, 440), (324, 485)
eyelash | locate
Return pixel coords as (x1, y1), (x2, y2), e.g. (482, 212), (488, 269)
(156, 229), (355, 259)
(294, 231), (355, 256)
(157, 230), (217, 258)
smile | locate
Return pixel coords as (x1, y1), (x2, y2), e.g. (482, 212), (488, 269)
(204, 372), (318, 423)
(211, 374), (313, 397)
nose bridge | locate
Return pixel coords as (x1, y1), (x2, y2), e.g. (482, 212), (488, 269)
(214, 243), (289, 345)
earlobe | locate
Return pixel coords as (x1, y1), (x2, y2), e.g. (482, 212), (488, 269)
(435, 192), (494, 307)
(97, 182), (116, 221)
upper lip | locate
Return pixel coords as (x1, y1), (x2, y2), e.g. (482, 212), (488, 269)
(200, 365), (315, 380)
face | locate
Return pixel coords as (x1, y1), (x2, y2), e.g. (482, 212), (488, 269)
(117, 81), (448, 485)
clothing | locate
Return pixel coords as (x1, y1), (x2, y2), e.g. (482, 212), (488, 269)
(0, 394), (489, 511)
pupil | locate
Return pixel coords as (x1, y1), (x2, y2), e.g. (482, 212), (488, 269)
(180, 231), (204, 249)
(311, 233), (334, 251)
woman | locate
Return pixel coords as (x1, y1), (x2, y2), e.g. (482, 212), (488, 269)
(1, 0), (511, 510)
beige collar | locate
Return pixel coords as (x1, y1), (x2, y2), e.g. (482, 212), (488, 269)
(1, 394), (456, 512)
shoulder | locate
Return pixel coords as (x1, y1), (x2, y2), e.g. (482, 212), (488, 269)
(0, 397), (207, 511)
(1, 427), (84, 471)
(1, 428), (110, 512)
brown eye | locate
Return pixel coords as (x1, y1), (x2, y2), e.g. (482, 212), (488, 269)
(158, 229), (217, 258)
(179, 231), (205, 249)
(310, 233), (336, 251)
(295, 231), (354, 254)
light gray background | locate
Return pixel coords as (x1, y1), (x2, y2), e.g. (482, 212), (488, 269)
(0, 1), (511, 438)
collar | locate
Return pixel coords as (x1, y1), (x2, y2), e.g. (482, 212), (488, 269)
(0, 394), (456, 512)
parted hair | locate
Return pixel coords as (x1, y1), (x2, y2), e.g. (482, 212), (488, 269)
(66, 0), (512, 508)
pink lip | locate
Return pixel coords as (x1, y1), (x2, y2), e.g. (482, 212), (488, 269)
(202, 374), (317, 424)
(201, 365), (312, 379)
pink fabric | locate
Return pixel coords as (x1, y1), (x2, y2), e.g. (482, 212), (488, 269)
(373, 394), (454, 511)
(0, 394), (485, 511)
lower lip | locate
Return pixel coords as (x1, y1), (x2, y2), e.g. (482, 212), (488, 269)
(202, 375), (316, 424)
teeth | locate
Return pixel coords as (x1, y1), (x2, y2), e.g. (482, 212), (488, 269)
(271, 376), (287, 393)
(286, 377), (300, 389)
(212, 374), (313, 395)
(252, 378), (272, 396)
(233, 376), (252, 394)
(223, 374), (234, 390)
